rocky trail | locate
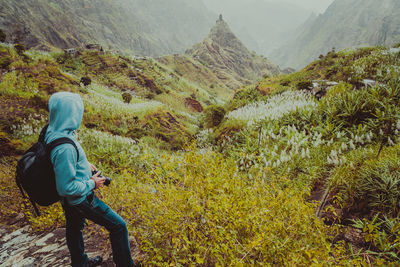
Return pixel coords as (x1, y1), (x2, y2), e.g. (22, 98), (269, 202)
(0, 223), (140, 267)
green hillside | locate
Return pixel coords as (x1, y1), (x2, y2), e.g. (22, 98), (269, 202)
(0, 0), (215, 56)
(273, 0), (400, 69)
(2, 42), (400, 265)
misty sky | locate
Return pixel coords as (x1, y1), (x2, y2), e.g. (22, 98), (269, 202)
(277, 0), (335, 13)
(210, 0), (335, 14)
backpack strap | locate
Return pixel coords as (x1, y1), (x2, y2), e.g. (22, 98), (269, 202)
(39, 125), (79, 161)
(47, 138), (80, 161)
(38, 124), (49, 143)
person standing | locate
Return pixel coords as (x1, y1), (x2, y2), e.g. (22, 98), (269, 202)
(45, 92), (134, 267)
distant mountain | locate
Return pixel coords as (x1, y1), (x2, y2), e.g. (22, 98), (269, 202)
(0, 0), (215, 56)
(184, 16), (281, 90)
(203, 0), (312, 56)
(272, 0), (400, 69)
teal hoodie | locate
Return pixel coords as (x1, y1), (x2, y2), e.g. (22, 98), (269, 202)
(45, 92), (95, 205)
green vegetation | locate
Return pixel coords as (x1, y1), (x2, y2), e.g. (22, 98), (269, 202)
(122, 92), (132, 104)
(199, 45), (400, 264)
(14, 44), (26, 55)
(0, 28), (6, 43)
(296, 80), (313, 90)
(202, 105), (226, 128)
(2, 44), (400, 265)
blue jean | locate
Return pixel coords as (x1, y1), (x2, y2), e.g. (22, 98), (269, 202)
(62, 193), (134, 267)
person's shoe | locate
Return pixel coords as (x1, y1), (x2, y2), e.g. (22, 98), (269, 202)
(88, 256), (103, 267)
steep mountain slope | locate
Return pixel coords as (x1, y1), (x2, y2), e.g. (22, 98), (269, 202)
(272, 0), (400, 69)
(157, 54), (233, 98)
(181, 16), (281, 90)
(203, 0), (312, 56)
(0, 0), (215, 56)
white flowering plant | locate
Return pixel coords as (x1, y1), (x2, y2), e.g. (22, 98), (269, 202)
(226, 91), (317, 127)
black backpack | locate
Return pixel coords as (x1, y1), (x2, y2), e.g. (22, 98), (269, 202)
(16, 124), (79, 215)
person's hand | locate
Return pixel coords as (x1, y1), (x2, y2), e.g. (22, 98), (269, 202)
(91, 171), (106, 190)
(90, 163), (97, 172)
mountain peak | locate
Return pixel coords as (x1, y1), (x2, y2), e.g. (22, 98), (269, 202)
(186, 16), (281, 89)
(207, 15), (247, 52)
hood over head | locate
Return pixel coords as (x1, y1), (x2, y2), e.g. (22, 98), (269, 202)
(48, 92), (84, 135)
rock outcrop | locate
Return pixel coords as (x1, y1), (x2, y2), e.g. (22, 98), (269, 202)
(0, 224), (140, 266)
(185, 16), (281, 90)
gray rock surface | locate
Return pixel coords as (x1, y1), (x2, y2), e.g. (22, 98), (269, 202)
(0, 225), (127, 267)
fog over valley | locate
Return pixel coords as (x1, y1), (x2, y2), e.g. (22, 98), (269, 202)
(202, 0), (335, 59)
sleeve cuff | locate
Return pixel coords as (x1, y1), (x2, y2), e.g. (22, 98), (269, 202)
(89, 179), (96, 190)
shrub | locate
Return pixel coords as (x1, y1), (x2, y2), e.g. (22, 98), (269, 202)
(203, 105), (226, 128)
(352, 215), (400, 261)
(280, 79), (290, 86)
(330, 145), (400, 217)
(99, 148), (337, 265)
(0, 55), (12, 68)
(80, 77), (91, 87)
(122, 92), (132, 104)
(145, 92), (155, 100)
(320, 86), (377, 130)
(360, 164), (400, 215)
(14, 43), (26, 55)
(296, 80), (313, 90)
(0, 29), (6, 43)
(227, 87), (264, 111)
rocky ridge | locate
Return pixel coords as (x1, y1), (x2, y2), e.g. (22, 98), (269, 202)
(0, 0), (215, 56)
(184, 16), (281, 90)
(272, 0), (400, 69)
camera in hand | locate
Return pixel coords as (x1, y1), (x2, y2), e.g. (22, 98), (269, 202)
(91, 170), (112, 186)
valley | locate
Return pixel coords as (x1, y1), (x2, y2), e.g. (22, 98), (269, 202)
(1, 0), (400, 265)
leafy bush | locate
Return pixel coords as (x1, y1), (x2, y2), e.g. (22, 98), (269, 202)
(0, 55), (12, 68)
(296, 80), (313, 90)
(320, 82), (400, 146)
(352, 215), (400, 261)
(321, 88), (376, 129)
(227, 87), (264, 111)
(360, 165), (400, 215)
(0, 28), (6, 43)
(280, 79), (290, 86)
(329, 145), (400, 217)
(202, 105), (226, 128)
(100, 147), (337, 265)
(122, 92), (132, 103)
(14, 44), (26, 55)
(145, 92), (155, 99)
